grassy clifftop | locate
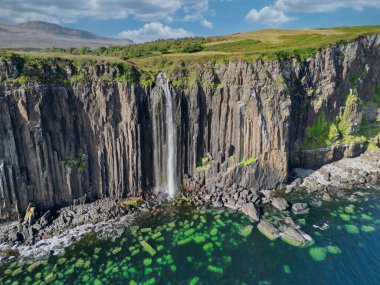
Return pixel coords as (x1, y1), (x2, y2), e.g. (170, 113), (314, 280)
(0, 25), (379, 75)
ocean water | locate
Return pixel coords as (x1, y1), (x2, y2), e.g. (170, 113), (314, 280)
(1, 186), (379, 285)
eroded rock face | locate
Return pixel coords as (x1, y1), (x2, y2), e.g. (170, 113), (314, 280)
(0, 34), (379, 219)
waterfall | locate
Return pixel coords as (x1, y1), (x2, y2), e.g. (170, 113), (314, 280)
(152, 73), (178, 198)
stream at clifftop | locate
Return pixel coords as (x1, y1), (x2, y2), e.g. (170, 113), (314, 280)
(1, 186), (380, 285)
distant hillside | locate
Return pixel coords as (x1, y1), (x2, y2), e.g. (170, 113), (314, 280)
(0, 21), (132, 49)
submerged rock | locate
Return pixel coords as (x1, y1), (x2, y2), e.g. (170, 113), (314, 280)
(257, 221), (280, 240)
(281, 227), (314, 247)
(292, 203), (309, 214)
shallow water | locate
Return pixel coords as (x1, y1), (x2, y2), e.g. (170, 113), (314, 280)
(1, 186), (380, 285)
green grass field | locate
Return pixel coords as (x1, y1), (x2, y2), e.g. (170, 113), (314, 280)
(1, 26), (379, 73)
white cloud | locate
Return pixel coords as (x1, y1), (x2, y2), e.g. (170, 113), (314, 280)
(245, 7), (295, 25)
(201, 19), (214, 29)
(275, 0), (380, 13)
(0, 0), (212, 27)
(118, 22), (193, 43)
(246, 0), (380, 25)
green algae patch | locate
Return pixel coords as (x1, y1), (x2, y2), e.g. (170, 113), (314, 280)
(27, 261), (42, 272)
(184, 228), (195, 236)
(327, 246), (342, 254)
(345, 205), (355, 214)
(177, 237), (193, 245)
(140, 228), (152, 233)
(207, 265), (224, 274)
(193, 235), (206, 243)
(145, 277), (156, 284)
(361, 214), (373, 221)
(339, 214), (351, 221)
(75, 258), (85, 268)
(210, 228), (218, 236)
(361, 225), (375, 233)
(216, 219), (226, 227)
(189, 276), (200, 285)
(11, 267), (23, 277)
(44, 272), (55, 282)
(112, 247), (122, 255)
(203, 243), (214, 252)
(143, 258), (152, 266)
(239, 225), (253, 237)
(57, 258), (67, 265)
(283, 265), (291, 274)
(151, 232), (161, 240)
(344, 224), (360, 234)
(297, 219), (306, 226)
(309, 247), (327, 262)
(140, 240), (157, 256)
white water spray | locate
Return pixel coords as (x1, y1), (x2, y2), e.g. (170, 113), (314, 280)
(152, 73), (178, 198)
(163, 78), (177, 198)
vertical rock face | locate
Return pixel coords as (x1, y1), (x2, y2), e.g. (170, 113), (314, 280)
(0, 35), (379, 219)
(0, 81), (145, 219)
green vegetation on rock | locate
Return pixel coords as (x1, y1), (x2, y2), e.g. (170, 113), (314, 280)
(237, 157), (258, 167)
(303, 88), (379, 149)
(62, 155), (86, 171)
(196, 155), (212, 171)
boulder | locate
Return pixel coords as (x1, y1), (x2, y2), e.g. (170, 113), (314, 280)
(285, 185), (295, 194)
(322, 193), (332, 201)
(281, 227), (314, 247)
(283, 217), (299, 228)
(257, 221), (280, 240)
(225, 202), (239, 211)
(241, 203), (260, 221)
(285, 178), (302, 194)
(292, 203), (309, 214)
(271, 198), (289, 211)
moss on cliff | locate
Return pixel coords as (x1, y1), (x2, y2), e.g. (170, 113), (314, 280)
(62, 155), (86, 171)
(303, 113), (340, 149)
(303, 89), (379, 150)
(236, 157), (258, 167)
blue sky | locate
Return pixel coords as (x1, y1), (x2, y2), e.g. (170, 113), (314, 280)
(1, 0), (379, 42)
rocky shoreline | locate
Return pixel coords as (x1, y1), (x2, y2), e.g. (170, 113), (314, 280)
(1, 150), (379, 264)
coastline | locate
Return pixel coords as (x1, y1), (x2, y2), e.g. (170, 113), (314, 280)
(1, 150), (379, 264)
